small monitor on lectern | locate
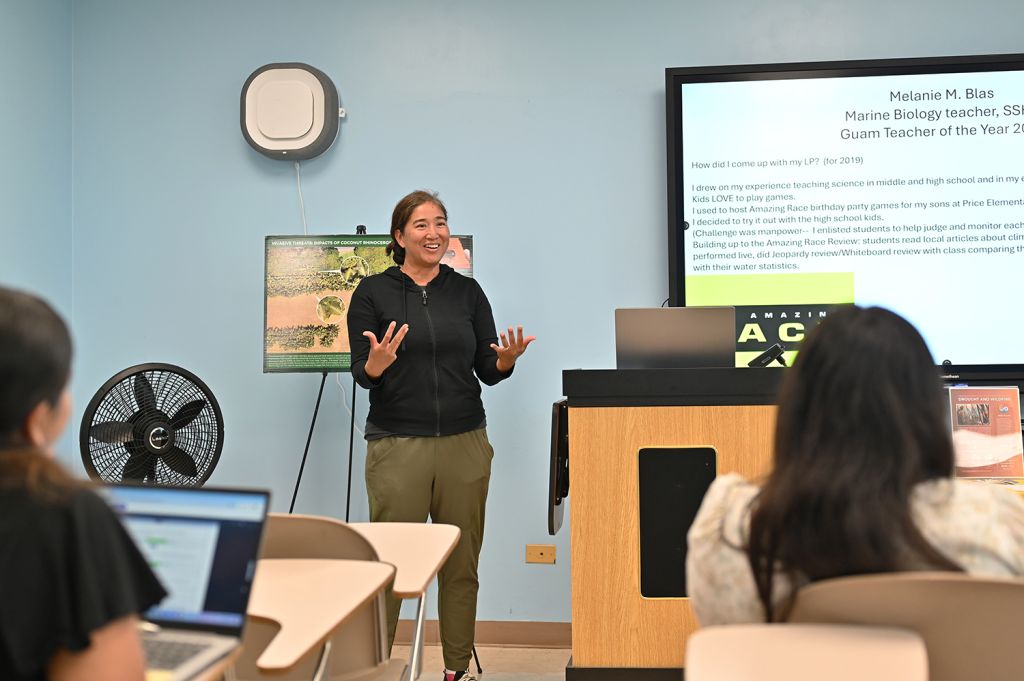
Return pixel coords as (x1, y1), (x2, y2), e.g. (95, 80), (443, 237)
(940, 364), (1024, 429)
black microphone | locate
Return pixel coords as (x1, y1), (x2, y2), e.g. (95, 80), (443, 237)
(748, 342), (787, 368)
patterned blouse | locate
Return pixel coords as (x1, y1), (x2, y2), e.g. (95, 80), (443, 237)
(686, 472), (1024, 625)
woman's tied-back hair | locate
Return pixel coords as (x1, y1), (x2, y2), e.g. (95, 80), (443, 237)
(386, 190), (448, 266)
(746, 305), (960, 621)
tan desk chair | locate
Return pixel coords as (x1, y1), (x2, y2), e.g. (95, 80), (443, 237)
(790, 571), (1024, 681)
(685, 623), (928, 681)
(347, 522), (460, 681)
(234, 513), (406, 681)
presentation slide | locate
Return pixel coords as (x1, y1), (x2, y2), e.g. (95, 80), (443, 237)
(678, 67), (1024, 365)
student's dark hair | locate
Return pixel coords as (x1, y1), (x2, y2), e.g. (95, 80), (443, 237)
(386, 190), (447, 265)
(0, 287), (72, 442)
(0, 287), (76, 497)
(746, 305), (961, 622)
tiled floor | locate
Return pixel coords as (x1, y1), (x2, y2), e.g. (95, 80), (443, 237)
(390, 644), (570, 681)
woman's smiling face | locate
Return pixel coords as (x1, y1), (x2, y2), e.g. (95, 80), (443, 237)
(396, 201), (450, 270)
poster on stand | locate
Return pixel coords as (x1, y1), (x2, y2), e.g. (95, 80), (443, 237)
(263, 234), (474, 372)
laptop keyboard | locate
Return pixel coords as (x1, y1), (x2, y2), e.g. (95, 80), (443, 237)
(144, 638), (211, 671)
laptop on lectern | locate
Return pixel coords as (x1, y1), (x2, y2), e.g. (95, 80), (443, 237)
(614, 306), (736, 369)
(100, 484), (270, 681)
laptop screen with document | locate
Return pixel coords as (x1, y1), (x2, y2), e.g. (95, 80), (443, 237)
(100, 485), (269, 635)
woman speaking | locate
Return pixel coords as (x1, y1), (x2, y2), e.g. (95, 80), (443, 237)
(347, 190), (534, 681)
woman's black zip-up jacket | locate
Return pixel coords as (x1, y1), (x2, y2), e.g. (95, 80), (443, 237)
(347, 264), (512, 437)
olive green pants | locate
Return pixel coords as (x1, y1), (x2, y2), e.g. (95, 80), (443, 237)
(365, 428), (493, 671)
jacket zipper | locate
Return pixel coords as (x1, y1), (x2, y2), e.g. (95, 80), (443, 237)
(422, 289), (441, 436)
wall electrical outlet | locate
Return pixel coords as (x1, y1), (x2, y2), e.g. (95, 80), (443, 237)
(526, 544), (556, 564)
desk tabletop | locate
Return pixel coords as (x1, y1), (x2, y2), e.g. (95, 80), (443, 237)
(248, 558), (395, 672)
(348, 522), (461, 597)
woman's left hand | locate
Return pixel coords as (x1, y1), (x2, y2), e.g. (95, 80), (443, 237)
(492, 325), (536, 373)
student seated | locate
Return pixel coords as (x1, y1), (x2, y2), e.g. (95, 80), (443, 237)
(0, 287), (166, 681)
(687, 305), (1024, 624)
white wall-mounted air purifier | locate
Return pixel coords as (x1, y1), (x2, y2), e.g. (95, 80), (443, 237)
(241, 63), (343, 160)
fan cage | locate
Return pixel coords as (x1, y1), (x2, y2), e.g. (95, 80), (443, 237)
(80, 363), (224, 486)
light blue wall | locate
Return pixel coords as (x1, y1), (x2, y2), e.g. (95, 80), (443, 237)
(64, 0), (1024, 624)
(0, 0), (72, 319)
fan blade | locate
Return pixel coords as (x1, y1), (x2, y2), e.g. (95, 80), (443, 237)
(122, 451), (155, 482)
(90, 421), (134, 444)
(162, 446), (199, 477)
(170, 399), (208, 430)
(133, 373), (156, 411)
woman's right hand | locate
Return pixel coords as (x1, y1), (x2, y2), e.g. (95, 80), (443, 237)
(363, 321), (409, 380)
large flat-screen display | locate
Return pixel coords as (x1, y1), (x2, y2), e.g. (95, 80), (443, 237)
(666, 53), (1024, 367)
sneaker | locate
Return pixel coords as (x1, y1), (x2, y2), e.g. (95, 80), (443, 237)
(443, 671), (479, 681)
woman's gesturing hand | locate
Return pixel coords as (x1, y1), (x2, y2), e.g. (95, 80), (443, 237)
(492, 325), (536, 373)
(363, 321), (409, 380)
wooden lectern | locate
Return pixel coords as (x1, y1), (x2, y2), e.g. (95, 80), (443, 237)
(562, 368), (782, 679)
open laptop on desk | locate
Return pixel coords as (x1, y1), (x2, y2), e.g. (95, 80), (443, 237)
(615, 306), (736, 369)
(100, 485), (270, 681)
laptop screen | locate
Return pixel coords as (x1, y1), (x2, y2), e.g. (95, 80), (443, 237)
(100, 485), (270, 634)
(615, 307), (736, 369)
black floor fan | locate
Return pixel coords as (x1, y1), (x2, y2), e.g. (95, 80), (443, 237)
(80, 363), (224, 486)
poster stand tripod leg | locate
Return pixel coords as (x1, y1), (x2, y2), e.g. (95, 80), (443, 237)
(287, 226), (368, 517)
(289, 371), (329, 513)
(346, 376), (356, 521)
(282, 224), (370, 516)
(287, 372), (359, 518)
